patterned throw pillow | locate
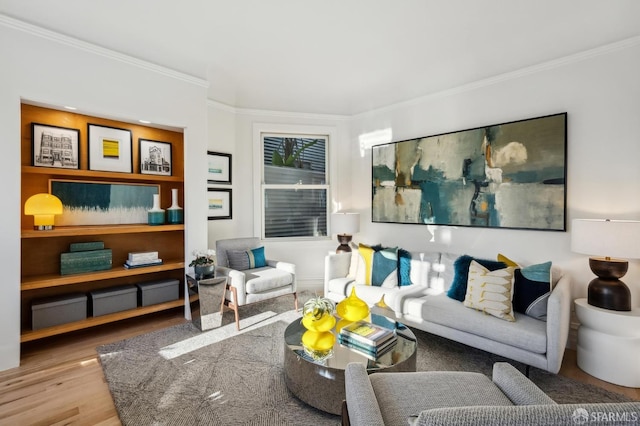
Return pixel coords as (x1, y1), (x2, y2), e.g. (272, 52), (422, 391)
(447, 255), (507, 302)
(498, 254), (552, 320)
(463, 260), (516, 322)
(227, 246), (267, 271)
(371, 246), (398, 287)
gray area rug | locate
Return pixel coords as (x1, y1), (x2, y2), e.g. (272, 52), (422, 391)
(98, 293), (633, 425)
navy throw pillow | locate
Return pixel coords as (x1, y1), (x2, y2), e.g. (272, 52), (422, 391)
(446, 255), (507, 302)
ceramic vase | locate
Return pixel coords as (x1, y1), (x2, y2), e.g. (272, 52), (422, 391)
(148, 193), (165, 225)
(194, 264), (215, 279)
(336, 288), (370, 322)
(167, 188), (184, 224)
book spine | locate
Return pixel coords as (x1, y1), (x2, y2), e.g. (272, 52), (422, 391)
(338, 334), (396, 354)
(338, 337), (397, 359)
(125, 258), (163, 266)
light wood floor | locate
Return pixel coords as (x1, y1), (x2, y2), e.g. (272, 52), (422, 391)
(0, 308), (638, 425)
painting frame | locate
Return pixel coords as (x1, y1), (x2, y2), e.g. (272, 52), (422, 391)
(50, 179), (159, 226)
(88, 123), (133, 173)
(371, 113), (567, 232)
(207, 188), (232, 220)
(207, 151), (232, 184)
(139, 138), (172, 176)
(31, 123), (80, 169)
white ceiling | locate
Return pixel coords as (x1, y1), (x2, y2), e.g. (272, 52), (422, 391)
(2, 0), (640, 115)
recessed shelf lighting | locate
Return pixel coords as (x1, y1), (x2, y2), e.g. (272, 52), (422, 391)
(139, 119), (151, 124)
(64, 106), (77, 110)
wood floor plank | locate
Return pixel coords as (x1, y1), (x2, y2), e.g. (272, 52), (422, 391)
(0, 307), (637, 425)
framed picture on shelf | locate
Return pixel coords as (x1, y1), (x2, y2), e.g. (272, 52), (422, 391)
(139, 138), (172, 176)
(31, 123), (80, 169)
(88, 123), (133, 173)
(207, 151), (232, 184)
(49, 179), (159, 226)
(207, 188), (232, 220)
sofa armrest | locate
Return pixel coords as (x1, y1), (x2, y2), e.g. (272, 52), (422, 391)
(267, 259), (297, 292)
(324, 253), (352, 295)
(344, 363), (385, 426)
(215, 266), (248, 306)
(545, 275), (572, 373)
(492, 362), (556, 406)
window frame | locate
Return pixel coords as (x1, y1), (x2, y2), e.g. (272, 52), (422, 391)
(253, 123), (337, 241)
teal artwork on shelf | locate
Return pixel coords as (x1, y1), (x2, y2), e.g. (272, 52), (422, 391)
(50, 179), (159, 226)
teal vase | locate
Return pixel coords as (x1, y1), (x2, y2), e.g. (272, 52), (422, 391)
(148, 194), (165, 225)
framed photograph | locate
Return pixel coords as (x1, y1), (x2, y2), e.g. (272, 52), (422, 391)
(372, 112), (567, 231)
(88, 123), (133, 173)
(207, 151), (232, 184)
(207, 188), (232, 220)
(31, 123), (80, 169)
(50, 179), (159, 225)
(139, 138), (172, 176)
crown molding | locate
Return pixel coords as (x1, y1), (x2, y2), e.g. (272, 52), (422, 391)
(0, 14), (209, 88)
(353, 35), (640, 118)
(207, 99), (350, 121)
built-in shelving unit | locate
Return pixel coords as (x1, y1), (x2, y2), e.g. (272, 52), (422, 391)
(20, 103), (189, 342)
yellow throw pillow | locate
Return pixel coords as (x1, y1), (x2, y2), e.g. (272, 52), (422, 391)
(463, 260), (516, 322)
(358, 244), (377, 285)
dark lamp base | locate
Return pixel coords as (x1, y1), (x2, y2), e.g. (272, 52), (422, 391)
(587, 257), (631, 311)
(336, 234), (353, 253)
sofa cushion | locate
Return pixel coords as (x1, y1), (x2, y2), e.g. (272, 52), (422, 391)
(369, 371), (513, 426)
(447, 255), (507, 301)
(463, 261), (515, 322)
(243, 266), (293, 293)
(408, 293), (547, 353)
(328, 277), (355, 297)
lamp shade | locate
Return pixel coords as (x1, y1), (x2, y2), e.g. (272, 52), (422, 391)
(571, 219), (640, 259)
(24, 193), (63, 229)
(331, 212), (360, 235)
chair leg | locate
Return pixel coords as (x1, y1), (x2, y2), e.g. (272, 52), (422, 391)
(220, 283), (241, 331)
(293, 292), (299, 311)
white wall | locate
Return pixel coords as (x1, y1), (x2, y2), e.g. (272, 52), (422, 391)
(207, 105), (352, 289)
(350, 41), (640, 310)
(0, 18), (210, 371)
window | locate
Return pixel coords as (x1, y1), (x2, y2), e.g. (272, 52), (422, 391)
(261, 133), (329, 239)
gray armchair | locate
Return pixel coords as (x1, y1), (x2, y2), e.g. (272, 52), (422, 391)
(215, 237), (297, 329)
(344, 362), (640, 426)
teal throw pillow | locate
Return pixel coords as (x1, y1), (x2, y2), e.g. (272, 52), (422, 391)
(398, 249), (412, 286)
(371, 247), (398, 287)
(447, 255), (507, 302)
(227, 246), (267, 270)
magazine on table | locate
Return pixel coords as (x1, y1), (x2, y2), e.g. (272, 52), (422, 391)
(339, 320), (396, 347)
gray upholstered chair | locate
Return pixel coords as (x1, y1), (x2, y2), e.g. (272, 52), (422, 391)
(343, 362), (640, 426)
(215, 237), (297, 329)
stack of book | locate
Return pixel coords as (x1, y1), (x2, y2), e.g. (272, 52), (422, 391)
(124, 251), (163, 269)
(338, 320), (397, 360)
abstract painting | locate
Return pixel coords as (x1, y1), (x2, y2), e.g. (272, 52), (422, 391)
(372, 113), (567, 231)
(50, 179), (159, 225)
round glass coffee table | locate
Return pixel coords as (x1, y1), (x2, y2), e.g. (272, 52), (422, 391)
(283, 313), (417, 414)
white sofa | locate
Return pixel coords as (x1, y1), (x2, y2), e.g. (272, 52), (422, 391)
(324, 251), (571, 374)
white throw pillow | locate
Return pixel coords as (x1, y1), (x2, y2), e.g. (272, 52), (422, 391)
(463, 260), (516, 322)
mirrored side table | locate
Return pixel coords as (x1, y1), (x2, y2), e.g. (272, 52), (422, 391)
(186, 274), (227, 331)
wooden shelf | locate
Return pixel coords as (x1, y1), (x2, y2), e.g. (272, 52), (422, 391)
(20, 294), (199, 342)
(21, 260), (185, 290)
(21, 166), (183, 182)
(21, 224), (184, 238)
